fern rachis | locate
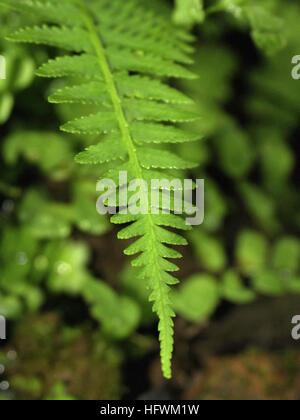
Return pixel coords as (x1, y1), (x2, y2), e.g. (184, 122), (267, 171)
(1, 0), (201, 378)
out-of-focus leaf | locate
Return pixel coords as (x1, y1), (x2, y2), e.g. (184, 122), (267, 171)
(4, 131), (72, 178)
(14, 56), (35, 90)
(190, 230), (227, 273)
(244, 4), (286, 55)
(212, 0), (286, 55)
(47, 241), (90, 294)
(19, 190), (72, 239)
(251, 270), (284, 296)
(215, 120), (255, 179)
(203, 179), (228, 232)
(45, 240), (141, 339)
(239, 183), (280, 233)
(72, 180), (110, 235)
(177, 141), (210, 169)
(0, 294), (23, 319)
(0, 92), (13, 124)
(6, 283), (43, 312)
(236, 230), (268, 276)
(0, 42), (35, 123)
(272, 237), (300, 273)
(172, 274), (220, 323)
(221, 269), (256, 304)
(0, 226), (37, 285)
(84, 278), (141, 340)
(173, 0), (205, 27)
(257, 128), (295, 193)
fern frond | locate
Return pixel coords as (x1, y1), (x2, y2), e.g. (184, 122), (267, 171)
(2, 0), (201, 378)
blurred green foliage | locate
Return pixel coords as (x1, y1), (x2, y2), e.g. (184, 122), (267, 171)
(173, 0), (205, 27)
(0, 314), (122, 400)
(0, 0), (299, 398)
(173, 0), (300, 323)
(0, 9), (38, 123)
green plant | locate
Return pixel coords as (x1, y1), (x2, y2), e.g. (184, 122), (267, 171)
(1, 0), (299, 390)
(45, 382), (77, 401)
(0, 8), (35, 123)
(0, 0), (203, 378)
(205, 0), (285, 55)
(173, 0), (205, 27)
(168, 232), (300, 324)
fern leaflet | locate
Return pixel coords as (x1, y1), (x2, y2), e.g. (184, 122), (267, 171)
(1, 0), (201, 378)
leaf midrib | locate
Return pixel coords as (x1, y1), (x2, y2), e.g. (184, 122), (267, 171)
(78, 0), (173, 378)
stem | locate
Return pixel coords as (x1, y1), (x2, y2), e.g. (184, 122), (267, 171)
(77, 0), (173, 377)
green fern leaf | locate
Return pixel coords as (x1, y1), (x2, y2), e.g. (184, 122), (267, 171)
(116, 74), (194, 104)
(7, 25), (92, 52)
(137, 148), (197, 170)
(49, 82), (108, 105)
(75, 135), (126, 165)
(2, 0), (201, 379)
(131, 122), (201, 145)
(0, 0), (84, 27)
(123, 99), (199, 123)
(61, 112), (117, 135)
(36, 50), (197, 79)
